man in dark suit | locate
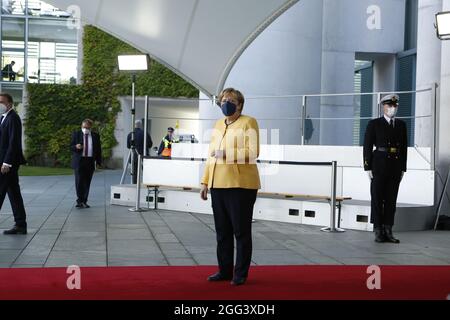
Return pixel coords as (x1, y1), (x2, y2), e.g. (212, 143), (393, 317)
(127, 120), (152, 184)
(70, 119), (102, 209)
(2, 61), (16, 81)
(0, 93), (28, 235)
(364, 94), (408, 244)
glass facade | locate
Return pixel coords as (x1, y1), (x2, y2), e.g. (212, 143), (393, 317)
(0, 0), (78, 103)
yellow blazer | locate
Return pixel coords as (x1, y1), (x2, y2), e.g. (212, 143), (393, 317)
(201, 115), (261, 189)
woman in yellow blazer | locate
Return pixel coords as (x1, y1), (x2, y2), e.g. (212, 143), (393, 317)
(200, 88), (260, 286)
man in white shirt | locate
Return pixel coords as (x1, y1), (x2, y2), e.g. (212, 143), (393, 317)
(70, 119), (102, 209)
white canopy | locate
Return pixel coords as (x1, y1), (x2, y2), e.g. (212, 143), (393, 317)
(46, 0), (298, 97)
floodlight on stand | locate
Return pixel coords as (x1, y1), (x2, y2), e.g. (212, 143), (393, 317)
(436, 11), (450, 40)
(117, 54), (150, 214)
(118, 55), (148, 71)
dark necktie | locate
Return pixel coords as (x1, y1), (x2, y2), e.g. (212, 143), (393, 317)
(84, 134), (89, 157)
(389, 119), (394, 129)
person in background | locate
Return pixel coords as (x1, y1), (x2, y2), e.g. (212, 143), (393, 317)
(158, 127), (178, 158)
(70, 119), (102, 209)
(0, 93), (28, 235)
(2, 61), (16, 82)
(200, 88), (261, 286)
(127, 120), (153, 184)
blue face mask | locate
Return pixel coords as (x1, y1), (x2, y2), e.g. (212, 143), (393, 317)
(221, 101), (237, 116)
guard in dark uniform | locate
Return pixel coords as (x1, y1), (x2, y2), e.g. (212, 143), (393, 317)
(363, 94), (407, 243)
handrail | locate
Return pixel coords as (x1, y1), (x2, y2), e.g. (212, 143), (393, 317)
(138, 114), (433, 121)
(128, 88), (433, 102)
(146, 156), (333, 166)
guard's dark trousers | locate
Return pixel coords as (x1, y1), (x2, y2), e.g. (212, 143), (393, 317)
(0, 167), (27, 228)
(370, 167), (402, 228)
(75, 158), (95, 204)
(211, 188), (258, 279)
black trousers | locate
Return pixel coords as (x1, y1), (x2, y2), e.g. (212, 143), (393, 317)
(210, 188), (258, 279)
(0, 167), (27, 227)
(131, 156), (142, 185)
(75, 158), (95, 204)
(370, 169), (402, 228)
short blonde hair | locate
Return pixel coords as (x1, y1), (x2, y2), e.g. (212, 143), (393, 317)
(217, 88), (245, 110)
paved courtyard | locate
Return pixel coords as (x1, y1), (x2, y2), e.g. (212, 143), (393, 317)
(0, 170), (449, 268)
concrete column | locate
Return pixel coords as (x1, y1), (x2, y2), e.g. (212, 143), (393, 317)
(319, 51), (355, 145)
(438, 0), (450, 213)
(77, 22), (85, 85)
(416, 0), (442, 148)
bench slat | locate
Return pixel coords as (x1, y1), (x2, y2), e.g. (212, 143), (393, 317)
(144, 185), (352, 202)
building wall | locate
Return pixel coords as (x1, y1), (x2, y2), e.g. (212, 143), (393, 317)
(439, 0), (450, 213)
(204, 0), (325, 146)
(416, 0), (442, 149)
(199, 0), (406, 146)
(320, 0), (405, 145)
(415, 0), (450, 214)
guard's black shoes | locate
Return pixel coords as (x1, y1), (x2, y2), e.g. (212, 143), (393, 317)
(384, 225), (400, 243)
(231, 278), (246, 286)
(3, 226), (27, 235)
(374, 227), (385, 243)
(82, 203), (90, 208)
(75, 203), (83, 208)
(207, 272), (232, 282)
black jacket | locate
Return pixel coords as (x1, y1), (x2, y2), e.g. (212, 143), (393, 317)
(363, 117), (408, 173)
(0, 109), (26, 168)
(127, 128), (152, 156)
(70, 130), (102, 169)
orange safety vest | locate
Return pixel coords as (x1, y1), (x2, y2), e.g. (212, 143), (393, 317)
(161, 147), (171, 157)
(161, 137), (172, 157)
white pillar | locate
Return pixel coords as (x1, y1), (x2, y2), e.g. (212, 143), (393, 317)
(416, 0), (443, 148)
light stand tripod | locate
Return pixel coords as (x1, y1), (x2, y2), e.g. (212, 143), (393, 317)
(129, 96), (150, 213)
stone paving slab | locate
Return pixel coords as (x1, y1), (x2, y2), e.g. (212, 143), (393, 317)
(0, 171), (448, 269)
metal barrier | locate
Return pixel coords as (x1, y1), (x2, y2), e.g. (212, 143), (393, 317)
(143, 156), (345, 233)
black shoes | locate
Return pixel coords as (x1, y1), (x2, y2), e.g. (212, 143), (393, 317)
(207, 272), (232, 282)
(207, 272), (247, 286)
(231, 278), (246, 286)
(384, 225), (400, 243)
(3, 226), (27, 235)
(374, 227), (385, 243)
(76, 203), (90, 209)
(374, 225), (400, 244)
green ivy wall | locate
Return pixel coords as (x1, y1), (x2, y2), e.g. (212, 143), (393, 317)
(25, 25), (198, 167)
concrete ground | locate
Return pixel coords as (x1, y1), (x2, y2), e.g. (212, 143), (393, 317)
(0, 170), (449, 268)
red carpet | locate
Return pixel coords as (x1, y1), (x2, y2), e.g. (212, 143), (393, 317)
(0, 266), (449, 300)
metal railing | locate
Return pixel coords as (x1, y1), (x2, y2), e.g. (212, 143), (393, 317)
(143, 156), (344, 233)
(132, 86), (436, 169)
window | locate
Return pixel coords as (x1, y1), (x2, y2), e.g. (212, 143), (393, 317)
(397, 53), (416, 146)
(404, 0), (418, 51)
(27, 0), (70, 17)
(2, 0), (26, 15)
(28, 19), (78, 84)
(1, 17), (25, 82)
(0, 1), (78, 86)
